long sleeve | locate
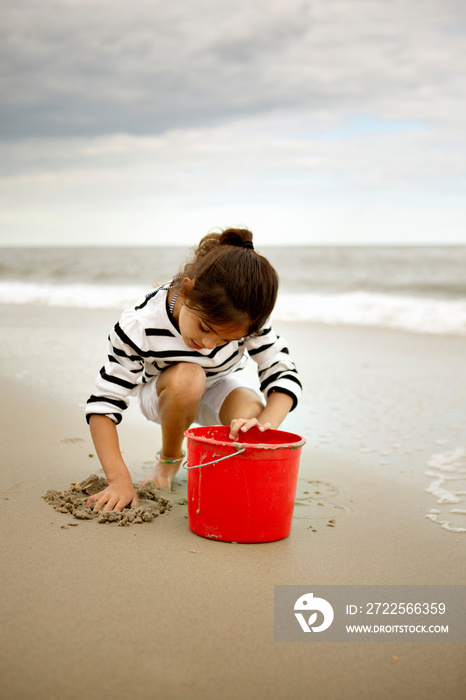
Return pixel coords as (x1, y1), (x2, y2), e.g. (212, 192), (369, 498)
(86, 308), (148, 424)
(245, 324), (302, 410)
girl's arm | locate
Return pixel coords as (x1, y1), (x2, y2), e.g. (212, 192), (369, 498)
(86, 414), (139, 512)
(232, 324), (301, 438)
(257, 390), (294, 428)
(229, 391), (294, 438)
(244, 326), (302, 412)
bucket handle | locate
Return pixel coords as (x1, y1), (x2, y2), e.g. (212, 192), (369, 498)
(184, 446), (246, 470)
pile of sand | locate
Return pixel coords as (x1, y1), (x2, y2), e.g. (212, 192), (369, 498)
(43, 474), (180, 526)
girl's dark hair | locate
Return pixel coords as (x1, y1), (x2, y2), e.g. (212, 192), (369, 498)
(173, 228), (279, 335)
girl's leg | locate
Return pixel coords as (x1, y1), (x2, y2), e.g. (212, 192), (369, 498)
(140, 363), (206, 490)
(219, 387), (264, 426)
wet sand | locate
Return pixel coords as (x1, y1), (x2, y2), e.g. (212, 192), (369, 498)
(43, 473), (176, 525)
(0, 313), (465, 699)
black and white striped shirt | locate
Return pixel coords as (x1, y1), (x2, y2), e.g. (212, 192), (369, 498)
(86, 285), (302, 424)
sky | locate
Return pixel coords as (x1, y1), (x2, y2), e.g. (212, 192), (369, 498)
(1, 0), (465, 246)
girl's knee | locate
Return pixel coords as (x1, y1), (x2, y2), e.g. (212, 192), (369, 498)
(158, 363), (205, 404)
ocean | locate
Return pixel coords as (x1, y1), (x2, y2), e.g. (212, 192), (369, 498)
(1, 245), (466, 335)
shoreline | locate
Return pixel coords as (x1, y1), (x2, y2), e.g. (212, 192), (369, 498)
(1, 310), (465, 698)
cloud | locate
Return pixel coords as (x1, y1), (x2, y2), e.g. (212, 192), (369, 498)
(1, 0), (465, 139)
(1, 0), (465, 245)
(1, 111), (463, 233)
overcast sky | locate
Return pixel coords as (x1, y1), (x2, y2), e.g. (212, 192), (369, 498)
(1, 0), (465, 246)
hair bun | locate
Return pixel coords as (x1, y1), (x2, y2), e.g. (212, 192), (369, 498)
(220, 228), (254, 249)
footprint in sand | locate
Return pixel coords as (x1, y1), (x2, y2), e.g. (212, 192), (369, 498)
(294, 479), (354, 531)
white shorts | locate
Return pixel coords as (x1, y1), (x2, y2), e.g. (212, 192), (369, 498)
(138, 360), (265, 426)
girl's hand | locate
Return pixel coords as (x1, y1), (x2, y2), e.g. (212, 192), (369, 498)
(229, 417), (272, 440)
(87, 481), (139, 512)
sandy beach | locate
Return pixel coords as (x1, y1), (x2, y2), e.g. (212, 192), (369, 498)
(1, 306), (465, 699)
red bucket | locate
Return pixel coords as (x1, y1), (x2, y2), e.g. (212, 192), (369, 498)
(184, 425), (306, 543)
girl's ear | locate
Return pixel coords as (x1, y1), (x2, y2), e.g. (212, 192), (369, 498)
(180, 277), (194, 299)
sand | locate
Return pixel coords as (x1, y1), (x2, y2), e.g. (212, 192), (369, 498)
(43, 474), (177, 525)
(1, 312), (465, 699)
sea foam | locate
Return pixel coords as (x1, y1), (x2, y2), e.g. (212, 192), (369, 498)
(425, 447), (466, 533)
(0, 281), (147, 310)
(273, 291), (466, 336)
(1, 282), (466, 336)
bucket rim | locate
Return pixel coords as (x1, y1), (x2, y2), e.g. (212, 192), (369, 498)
(184, 425), (306, 451)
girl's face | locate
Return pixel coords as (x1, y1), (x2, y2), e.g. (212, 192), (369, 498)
(178, 304), (248, 351)
(176, 278), (249, 351)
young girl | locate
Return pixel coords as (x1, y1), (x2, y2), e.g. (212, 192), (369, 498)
(86, 228), (302, 512)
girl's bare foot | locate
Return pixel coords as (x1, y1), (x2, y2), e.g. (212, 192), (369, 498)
(139, 453), (184, 491)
